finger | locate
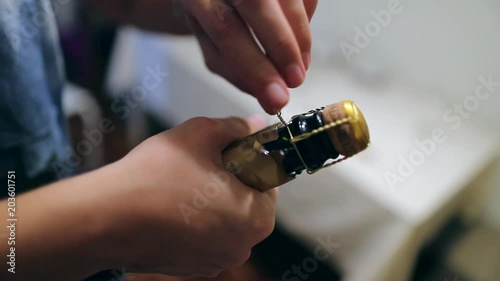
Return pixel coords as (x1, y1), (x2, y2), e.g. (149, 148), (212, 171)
(186, 14), (253, 100)
(187, 14), (286, 114)
(211, 117), (254, 152)
(185, 14), (239, 82)
(185, 14), (219, 58)
(185, 1), (290, 113)
(220, 56), (289, 114)
(304, 0), (319, 21)
(263, 188), (278, 204)
(244, 114), (266, 134)
(235, 0), (306, 88)
(279, 0), (312, 69)
(248, 189), (277, 244)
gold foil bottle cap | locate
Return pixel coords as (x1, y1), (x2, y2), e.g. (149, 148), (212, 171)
(222, 100), (370, 191)
(322, 101), (370, 157)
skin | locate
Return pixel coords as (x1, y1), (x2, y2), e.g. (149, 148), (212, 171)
(0, 0), (318, 279)
(88, 0), (319, 113)
(0, 116), (277, 281)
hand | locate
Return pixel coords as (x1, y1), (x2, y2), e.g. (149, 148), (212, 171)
(178, 0), (319, 114)
(103, 116), (277, 277)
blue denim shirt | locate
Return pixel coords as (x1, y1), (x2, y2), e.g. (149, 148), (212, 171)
(0, 0), (68, 178)
(0, 2), (124, 280)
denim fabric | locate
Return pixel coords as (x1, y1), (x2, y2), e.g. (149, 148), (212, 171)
(0, 1), (123, 280)
(0, 0), (68, 178)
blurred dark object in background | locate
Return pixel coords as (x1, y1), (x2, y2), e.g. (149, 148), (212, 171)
(252, 224), (343, 281)
(57, 2), (129, 167)
(58, 1), (117, 92)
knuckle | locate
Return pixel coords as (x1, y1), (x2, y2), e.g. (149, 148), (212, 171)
(190, 117), (219, 128)
(232, 250), (251, 267)
(187, 117), (223, 134)
(272, 36), (298, 57)
(209, 17), (238, 42)
(250, 217), (276, 242)
(225, 117), (247, 131)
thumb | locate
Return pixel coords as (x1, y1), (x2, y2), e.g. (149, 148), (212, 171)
(243, 114), (267, 133)
(212, 115), (267, 152)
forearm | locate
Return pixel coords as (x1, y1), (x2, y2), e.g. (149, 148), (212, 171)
(0, 163), (123, 281)
(86, 0), (192, 35)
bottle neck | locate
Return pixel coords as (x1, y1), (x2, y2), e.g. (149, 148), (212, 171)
(263, 111), (339, 175)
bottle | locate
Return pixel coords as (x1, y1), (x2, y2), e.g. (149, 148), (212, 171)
(222, 101), (370, 192)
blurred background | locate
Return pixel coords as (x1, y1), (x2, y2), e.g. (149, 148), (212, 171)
(56, 0), (499, 281)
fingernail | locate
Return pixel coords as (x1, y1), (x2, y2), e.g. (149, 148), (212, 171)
(266, 82), (289, 108)
(285, 63), (305, 87)
(303, 52), (311, 70)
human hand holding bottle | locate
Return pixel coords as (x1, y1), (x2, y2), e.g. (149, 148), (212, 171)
(3, 115), (277, 281)
(110, 116), (278, 277)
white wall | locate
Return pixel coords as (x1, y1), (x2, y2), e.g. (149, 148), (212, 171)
(311, 0), (500, 228)
(311, 0), (500, 135)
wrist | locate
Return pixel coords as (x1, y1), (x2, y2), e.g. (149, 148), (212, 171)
(90, 158), (161, 270)
(57, 163), (128, 273)
(10, 164), (128, 280)
(84, 160), (136, 270)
